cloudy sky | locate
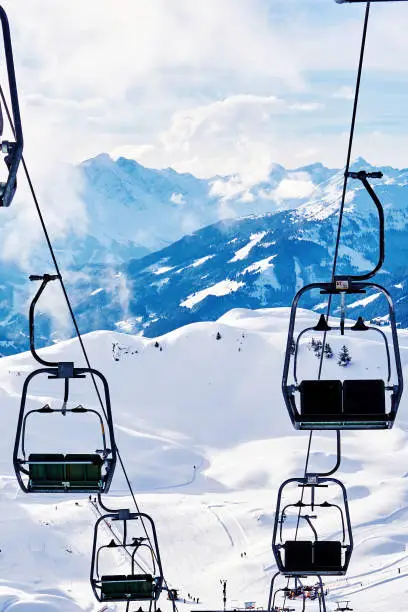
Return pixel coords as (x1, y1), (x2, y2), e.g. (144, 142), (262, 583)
(3, 0), (408, 183)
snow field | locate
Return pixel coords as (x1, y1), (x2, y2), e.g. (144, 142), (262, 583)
(0, 308), (408, 609)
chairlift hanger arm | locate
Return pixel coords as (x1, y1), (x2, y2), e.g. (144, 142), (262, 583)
(132, 542), (157, 575)
(300, 515), (318, 541)
(0, 7), (23, 207)
(29, 274), (61, 367)
(346, 170), (384, 280)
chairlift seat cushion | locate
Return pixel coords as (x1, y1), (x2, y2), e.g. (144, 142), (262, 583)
(343, 379), (385, 415)
(100, 574), (154, 600)
(300, 380), (342, 416)
(65, 453), (102, 486)
(28, 453), (65, 487)
(28, 453), (103, 491)
(101, 575), (128, 598)
(284, 540), (313, 571)
(313, 540), (342, 570)
(126, 574), (154, 598)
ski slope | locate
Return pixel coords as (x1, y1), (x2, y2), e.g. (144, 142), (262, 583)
(0, 307), (408, 611)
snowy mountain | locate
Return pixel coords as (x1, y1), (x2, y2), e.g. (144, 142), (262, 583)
(66, 158), (408, 341)
(1, 308), (408, 611)
(1, 157), (408, 354)
(76, 154), (337, 257)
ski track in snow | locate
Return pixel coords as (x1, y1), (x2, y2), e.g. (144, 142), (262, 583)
(206, 503), (248, 553)
(206, 505), (235, 548)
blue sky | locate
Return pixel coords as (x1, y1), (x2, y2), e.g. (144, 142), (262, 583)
(3, 0), (408, 183)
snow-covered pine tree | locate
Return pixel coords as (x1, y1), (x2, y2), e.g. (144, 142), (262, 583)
(313, 339), (323, 358)
(338, 345), (351, 367)
(324, 342), (333, 359)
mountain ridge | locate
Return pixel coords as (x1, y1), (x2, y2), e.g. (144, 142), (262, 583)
(1, 155), (408, 354)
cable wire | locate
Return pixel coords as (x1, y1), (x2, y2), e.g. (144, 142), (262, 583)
(282, 3), (371, 608)
(318, 0), (371, 379)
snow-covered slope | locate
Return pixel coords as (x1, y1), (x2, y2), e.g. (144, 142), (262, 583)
(1, 308), (408, 610)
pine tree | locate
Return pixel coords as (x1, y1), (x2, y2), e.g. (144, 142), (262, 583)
(338, 345), (351, 367)
(324, 342), (333, 359)
(216, 331), (222, 340)
(313, 339), (323, 358)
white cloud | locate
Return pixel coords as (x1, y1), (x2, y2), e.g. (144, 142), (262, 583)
(115, 94), (285, 182)
(3, 0), (304, 169)
(210, 176), (254, 203)
(170, 193), (185, 205)
(289, 102), (324, 112)
(0, 164), (88, 270)
(333, 86), (354, 100)
(273, 176), (316, 200)
(0, 0), (405, 225)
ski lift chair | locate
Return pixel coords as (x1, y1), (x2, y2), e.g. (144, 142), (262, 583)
(272, 476), (353, 576)
(90, 508), (164, 604)
(282, 170), (403, 430)
(268, 572), (327, 612)
(283, 291), (403, 430)
(13, 274), (117, 493)
(0, 7), (23, 207)
(334, 603), (353, 612)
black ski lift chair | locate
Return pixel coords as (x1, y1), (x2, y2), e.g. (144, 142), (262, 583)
(0, 7), (23, 207)
(334, 603), (353, 612)
(90, 502), (164, 605)
(282, 171), (403, 430)
(13, 274), (117, 493)
(284, 296), (403, 430)
(267, 572), (327, 612)
(272, 476), (353, 577)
